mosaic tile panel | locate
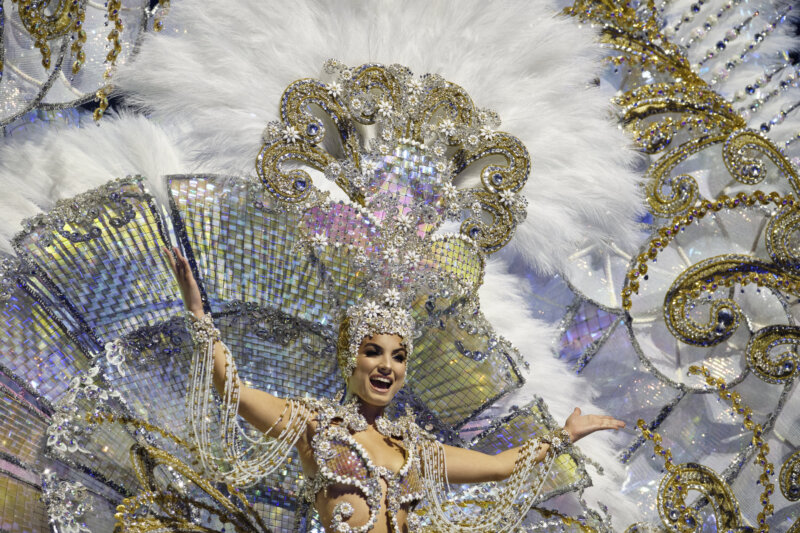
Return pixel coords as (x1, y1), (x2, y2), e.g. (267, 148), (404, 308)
(0, 477), (48, 533)
(0, 283), (90, 404)
(13, 177), (181, 345)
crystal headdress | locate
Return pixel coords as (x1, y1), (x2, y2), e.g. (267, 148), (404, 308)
(258, 60), (531, 379)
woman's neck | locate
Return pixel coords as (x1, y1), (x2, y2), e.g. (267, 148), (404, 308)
(354, 396), (385, 426)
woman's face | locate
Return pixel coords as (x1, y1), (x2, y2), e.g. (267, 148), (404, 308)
(348, 333), (407, 406)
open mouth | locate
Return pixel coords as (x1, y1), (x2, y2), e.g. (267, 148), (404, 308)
(369, 376), (393, 392)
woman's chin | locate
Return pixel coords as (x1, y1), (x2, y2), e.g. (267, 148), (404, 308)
(356, 388), (395, 406)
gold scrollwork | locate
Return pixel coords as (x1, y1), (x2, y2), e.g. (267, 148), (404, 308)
(617, 84), (743, 136)
(645, 135), (726, 217)
(408, 83), (475, 142)
(745, 326), (800, 384)
(765, 203), (800, 266)
(637, 420), (746, 532)
(280, 79), (362, 162)
(623, 191), (797, 311)
(663, 253), (800, 347)
(780, 450), (800, 502)
(256, 140), (337, 204)
(723, 130), (800, 189)
(565, 0), (697, 81)
(456, 133), (529, 253)
(534, 507), (599, 532)
(635, 366), (776, 533)
(658, 462), (742, 532)
(12, 0), (75, 69)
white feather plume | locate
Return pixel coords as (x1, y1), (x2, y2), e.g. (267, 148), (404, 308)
(480, 257), (640, 528)
(0, 112), (187, 252)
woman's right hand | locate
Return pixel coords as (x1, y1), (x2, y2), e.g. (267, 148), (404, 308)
(163, 246), (205, 317)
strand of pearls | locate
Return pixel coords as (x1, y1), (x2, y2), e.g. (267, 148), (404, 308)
(185, 313), (310, 487)
(418, 436), (560, 532)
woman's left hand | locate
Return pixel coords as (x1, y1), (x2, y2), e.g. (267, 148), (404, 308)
(563, 407), (625, 443)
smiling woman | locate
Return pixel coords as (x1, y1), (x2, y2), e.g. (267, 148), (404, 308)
(350, 335), (407, 404)
(165, 243), (625, 533)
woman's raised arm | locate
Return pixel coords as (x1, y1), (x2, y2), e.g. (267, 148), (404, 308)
(440, 408), (625, 484)
(163, 246), (292, 437)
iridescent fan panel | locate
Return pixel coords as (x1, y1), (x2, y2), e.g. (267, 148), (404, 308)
(169, 175), (337, 324)
(410, 315), (522, 427)
(0, 476), (49, 532)
(0, 281), (91, 403)
(0, 388), (48, 467)
(576, 324), (683, 461)
(13, 177), (179, 345)
(100, 317), (193, 438)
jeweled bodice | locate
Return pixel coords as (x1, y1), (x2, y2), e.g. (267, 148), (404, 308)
(298, 397), (425, 533)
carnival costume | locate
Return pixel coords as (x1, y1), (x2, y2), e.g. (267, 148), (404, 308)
(1, 0), (800, 532)
(177, 60), (575, 532)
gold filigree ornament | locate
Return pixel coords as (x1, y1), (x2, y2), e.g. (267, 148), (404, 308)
(256, 60), (530, 254)
(623, 191), (800, 384)
(779, 450), (800, 502)
(6, 0), (171, 122)
(565, 0), (800, 220)
(779, 451), (800, 533)
(85, 413), (272, 533)
(637, 366), (776, 533)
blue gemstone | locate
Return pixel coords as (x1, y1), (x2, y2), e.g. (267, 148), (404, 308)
(717, 308), (734, 326)
(469, 227), (480, 238)
(491, 172), (503, 185)
(716, 41), (726, 50)
(306, 123), (319, 135)
(294, 179), (307, 191)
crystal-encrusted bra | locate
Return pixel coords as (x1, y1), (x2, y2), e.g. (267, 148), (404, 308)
(298, 397), (425, 533)
(319, 439), (423, 499)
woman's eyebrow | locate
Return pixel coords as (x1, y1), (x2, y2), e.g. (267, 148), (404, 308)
(392, 348), (407, 355)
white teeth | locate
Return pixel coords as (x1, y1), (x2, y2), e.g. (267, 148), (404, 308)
(372, 377), (392, 384)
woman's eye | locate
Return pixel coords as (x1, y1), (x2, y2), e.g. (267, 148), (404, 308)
(365, 351), (379, 357)
(394, 354), (406, 363)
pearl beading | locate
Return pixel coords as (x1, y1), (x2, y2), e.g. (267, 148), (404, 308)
(184, 312), (311, 487)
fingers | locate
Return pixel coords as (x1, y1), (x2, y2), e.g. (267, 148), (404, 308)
(162, 246), (177, 273)
(597, 416), (625, 430)
(162, 245), (191, 279)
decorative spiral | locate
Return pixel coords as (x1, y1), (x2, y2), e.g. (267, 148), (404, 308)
(745, 326), (800, 384)
(780, 450), (800, 502)
(657, 462), (743, 532)
(723, 129), (800, 190)
(765, 203), (800, 269)
(645, 135), (725, 217)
